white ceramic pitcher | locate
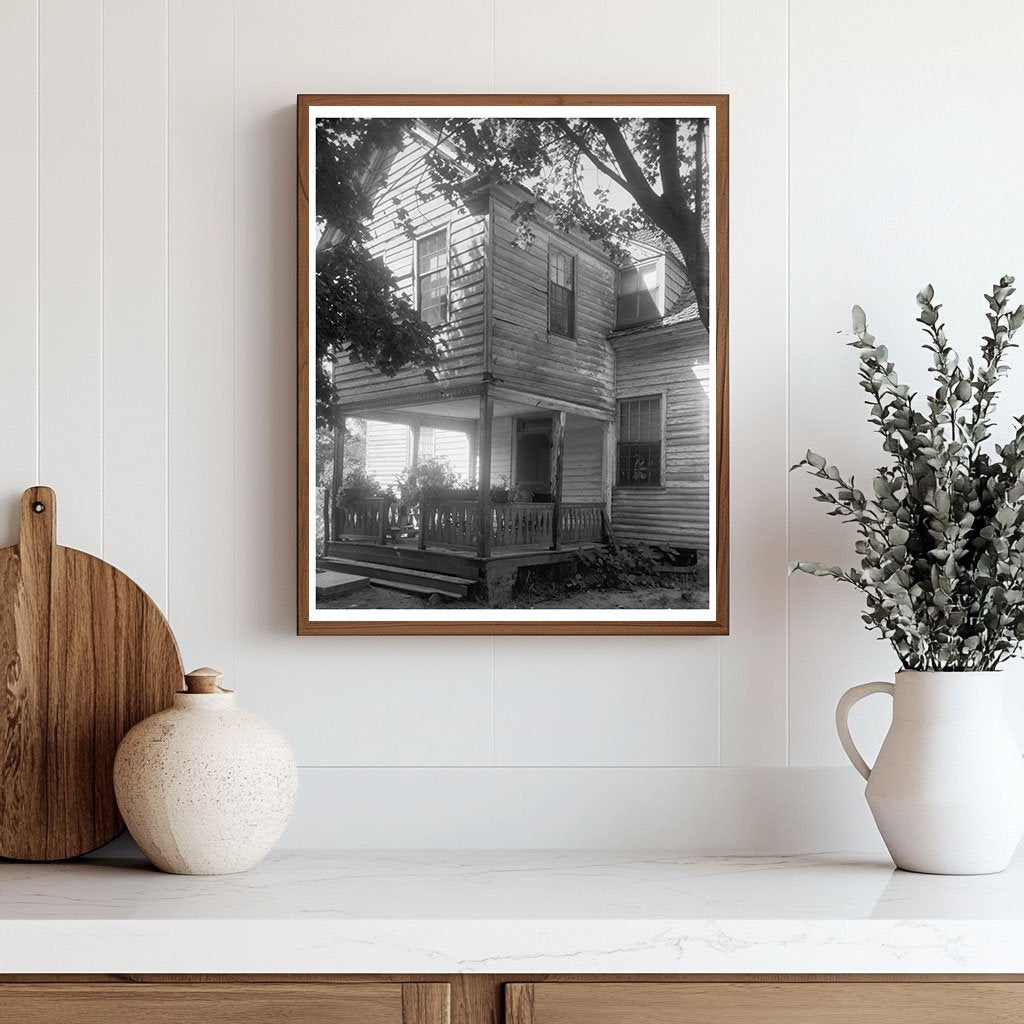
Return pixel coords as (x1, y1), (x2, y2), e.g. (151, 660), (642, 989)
(837, 670), (1024, 874)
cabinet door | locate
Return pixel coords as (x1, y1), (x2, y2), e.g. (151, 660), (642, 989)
(506, 981), (1023, 1023)
(0, 982), (449, 1024)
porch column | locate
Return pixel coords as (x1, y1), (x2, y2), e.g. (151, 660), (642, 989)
(331, 412), (346, 541)
(476, 384), (493, 558)
(603, 418), (615, 519)
(467, 428), (479, 485)
(410, 425), (421, 467)
(550, 410), (566, 551)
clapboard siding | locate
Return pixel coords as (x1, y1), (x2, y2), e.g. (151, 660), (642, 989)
(490, 196), (617, 413)
(611, 322), (711, 550)
(563, 415), (605, 503)
(663, 252), (691, 310)
(332, 134), (487, 409)
(490, 415), (514, 484)
(363, 419), (410, 484)
(422, 427), (471, 479)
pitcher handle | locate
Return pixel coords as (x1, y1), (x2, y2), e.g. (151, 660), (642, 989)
(836, 681), (895, 780)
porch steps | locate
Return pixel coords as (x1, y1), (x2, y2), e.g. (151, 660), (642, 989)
(315, 570), (371, 599)
(325, 541), (480, 579)
(318, 557), (474, 599)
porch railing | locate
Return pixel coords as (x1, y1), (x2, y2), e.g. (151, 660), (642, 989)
(336, 496), (394, 544)
(491, 502), (555, 548)
(558, 502), (605, 544)
(420, 501), (478, 550)
(335, 497), (607, 551)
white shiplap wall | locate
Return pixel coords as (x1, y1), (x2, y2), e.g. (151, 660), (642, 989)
(2, 0), (1020, 850)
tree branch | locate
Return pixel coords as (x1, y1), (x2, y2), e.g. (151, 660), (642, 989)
(557, 121), (631, 191)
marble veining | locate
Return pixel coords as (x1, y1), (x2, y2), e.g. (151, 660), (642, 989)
(1, 848), (1023, 973)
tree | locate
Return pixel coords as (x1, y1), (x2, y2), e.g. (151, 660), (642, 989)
(315, 119), (441, 429)
(417, 117), (712, 329)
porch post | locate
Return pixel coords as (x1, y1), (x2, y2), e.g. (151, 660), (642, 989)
(331, 412), (346, 541)
(603, 418), (615, 519)
(550, 410), (566, 551)
(467, 427), (479, 485)
(476, 383), (494, 558)
(410, 425), (421, 467)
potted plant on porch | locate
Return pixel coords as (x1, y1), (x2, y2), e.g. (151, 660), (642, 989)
(792, 277), (1024, 875)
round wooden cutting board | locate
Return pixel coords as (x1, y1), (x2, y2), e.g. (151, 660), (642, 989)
(0, 486), (183, 861)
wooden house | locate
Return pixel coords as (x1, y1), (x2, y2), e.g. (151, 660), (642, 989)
(320, 127), (710, 603)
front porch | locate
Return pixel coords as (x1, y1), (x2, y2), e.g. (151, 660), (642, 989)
(321, 383), (614, 603)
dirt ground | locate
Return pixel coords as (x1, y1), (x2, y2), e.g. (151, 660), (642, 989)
(318, 583), (708, 612)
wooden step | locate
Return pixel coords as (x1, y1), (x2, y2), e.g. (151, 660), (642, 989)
(325, 541), (480, 580)
(315, 570), (370, 599)
(318, 557), (473, 599)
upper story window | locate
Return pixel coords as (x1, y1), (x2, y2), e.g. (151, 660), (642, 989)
(616, 258), (662, 327)
(417, 229), (449, 326)
(548, 248), (576, 338)
(617, 395), (662, 486)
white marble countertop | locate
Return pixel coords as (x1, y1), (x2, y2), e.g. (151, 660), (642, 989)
(3, 848), (1024, 974)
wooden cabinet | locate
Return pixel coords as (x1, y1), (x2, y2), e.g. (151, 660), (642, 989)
(0, 982), (449, 1024)
(505, 981), (1024, 1024)
(6, 976), (1024, 1023)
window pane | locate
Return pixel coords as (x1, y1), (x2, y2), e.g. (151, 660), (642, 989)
(419, 231), (447, 258)
(617, 266), (638, 296)
(637, 288), (660, 321)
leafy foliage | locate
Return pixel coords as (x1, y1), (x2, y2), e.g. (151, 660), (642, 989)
(569, 543), (674, 592)
(340, 465), (387, 497)
(792, 278), (1024, 671)
(315, 119), (441, 429)
(393, 456), (467, 508)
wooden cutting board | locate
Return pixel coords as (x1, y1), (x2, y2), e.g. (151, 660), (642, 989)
(0, 486), (183, 861)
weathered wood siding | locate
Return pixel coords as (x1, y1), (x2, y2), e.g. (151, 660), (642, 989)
(420, 426), (471, 479)
(490, 415), (514, 485)
(363, 419), (409, 485)
(332, 134), (487, 410)
(490, 195), (617, 413)
(663, 252), (692, 310)
(611, 322), (711, 551)
(562, 414), (605, 503)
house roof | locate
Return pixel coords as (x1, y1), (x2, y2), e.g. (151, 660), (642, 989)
(608, 299), (703, 341)
(623, 226), (686, 266)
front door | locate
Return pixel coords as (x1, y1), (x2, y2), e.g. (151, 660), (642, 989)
(514, 417), (552, 500)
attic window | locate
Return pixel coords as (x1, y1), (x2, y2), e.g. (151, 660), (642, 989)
(617, 258), (662, 327)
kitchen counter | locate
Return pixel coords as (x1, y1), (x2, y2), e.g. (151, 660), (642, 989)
(2, 849), (1023, 974)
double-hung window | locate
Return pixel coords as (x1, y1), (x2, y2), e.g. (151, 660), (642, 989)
(548, 248), (576, 337)
(616, 258), (662, 326)
(417, 229), (449, 326)
(617, 395), (662, 486)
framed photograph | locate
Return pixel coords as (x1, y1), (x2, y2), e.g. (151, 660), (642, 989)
(298, 95), (728, 635)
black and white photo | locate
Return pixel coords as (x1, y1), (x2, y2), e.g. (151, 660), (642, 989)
(298, 97), (728, 635)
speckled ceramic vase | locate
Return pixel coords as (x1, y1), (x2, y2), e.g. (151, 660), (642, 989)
(113, 668), (297, 875)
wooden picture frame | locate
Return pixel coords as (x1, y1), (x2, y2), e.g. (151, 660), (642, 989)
(298, 95), (729, 635)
